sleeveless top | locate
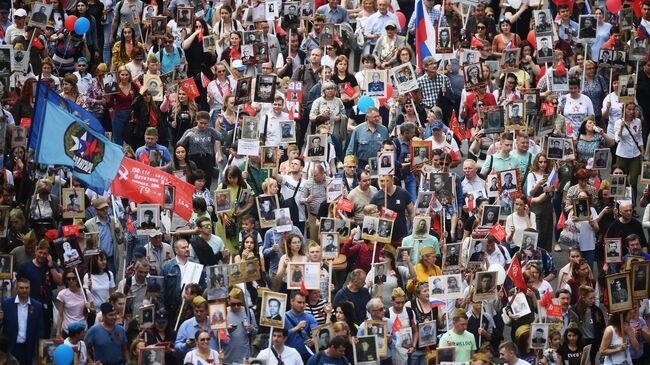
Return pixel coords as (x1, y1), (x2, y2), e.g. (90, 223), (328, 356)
(603, 326), (632, 365)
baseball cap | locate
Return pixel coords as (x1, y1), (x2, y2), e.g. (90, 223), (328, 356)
(133, 246), (147, 257)
(92, 197), (109, 210)
(231, 59), (246, 71)
(14, 8), (27, 17)
(155, 309), (169, 323)
(431, 120), (445, 130)
(148, 230), (162, 238)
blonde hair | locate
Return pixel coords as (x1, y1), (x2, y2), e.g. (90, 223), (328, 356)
(262, 178), (278, 194)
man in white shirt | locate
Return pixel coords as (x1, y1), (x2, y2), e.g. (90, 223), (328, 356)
(461, 159), (485, 194)
(257, 328), (303, 365)
(262, 97), (290, 147)
(499, 341), (531, 365)
(73, 57), (93, 95)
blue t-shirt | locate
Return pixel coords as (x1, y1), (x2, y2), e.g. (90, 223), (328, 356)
(84, 324), (127, 363)
(285, 311), (318, 356)
(17, 260), (59, 306)
(134, 144), (172, 166)
(307, 351), (349, 365)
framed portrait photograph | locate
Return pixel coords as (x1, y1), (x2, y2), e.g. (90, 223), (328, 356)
(319, 24), (336, 46)
(396, 247), (412, 266)
(306, 134), (327, 162)
(632, 261), (650, 299)
(604, 238), (623, 263)
(473, 270), (498, 301)
(214, 189), (232, 214)
(283, 2), (301, 29)
(415, 191), (434, 214)
(572, 198), (591, 221)
(642, 162), (650, 184)
(102, 72), (119, 94)
(371, 261), (389, 285)
(10, 126), (26, 148)
(618, 74), (636, 103)
(261, 146), (278, 169)
(365, 320), (388, 356)
(137, 204), (160, 234)
(437, 347), (456, 363)
(482, 106), (505, 135)
(234, 76), (253, 106)
(609, 175), (627, 198)
(333, 219), (351, 239)
(501, 48), (520, 69)
(480, 205), (500, 227)
(418, 321), (437, 348)
(530, 323), (550, 349)
(321, 233), (339, 259)
(463, 62), (485, 91)
(368, 157), (378, 178)
(228, 261), (246, 284)
(54, 235), (83, 269)
(377, 151), (394, 176)
(436, 27), (453, 53)
(254, 75), (277, 103)
(150, 16), (167, 36)
(161, 184), (175, 210)
(139, 304), (155, 328)
(256, 194), (279, 228)
(279, 121), (296, 143)
(466, 239), (485, 265)
(523, 89), (540, 114)
(145, 276), (163, 297)
(206, 264), (228, 300)
(327, 178), (344, 202)
(497, 169), (519, 195)
(505, 101), (526, 130)
(287, 262), (319, 290)
(429, 172), (454, 206)
(0, 254), (11, 280)
(40, 339), (64, 365)
(599, 49), (613, 64)
(536, 35), (554, 63)
(62, 187), (85, 219)
(260, 291), (287, 328)
(443, 243), (461, 268)
(375, 218), (394, 243)
(361, 215), (379, 241)
(313, 324), (334, 352)
(630, 35), (648, 61)
(10, 45), (28, 73)
(243, 259), (261, 282)
(29, 3), (54, 29)
(142, 74), (163, 101)
(142, 4), (158, 23)
(412, 216), (430, 240)
(176, 7), (193, 27)
(208, 301), (227, 330)
(519, 230), (539, 253)
(485, 60), (500, 79)
(354, 335), (379, 365)
(391, 62), (418, 94)
(365, 69), (387, 98)
(578, 15), (597, 40)
(620, 7), (636, 29)
(592, 149), (610, 170)
(562, 138), (576, 161)
(240, 44), (255, 65)
(461, 49), (481, 66)
(606, 272), (633, 313)
(320, 218), (336, 234)
(411, 140), (432, 169)
(551, 69), (569, 92)
(547, 137), (565, 160)
(240, 115), (259, 141)
(138, 346), (165, 365)
(534, 9), (553, 35)
(243, 30), (263, 45)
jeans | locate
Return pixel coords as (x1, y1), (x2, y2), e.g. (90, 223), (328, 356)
(103, 22), (112, 66)
(581, 249), (595, 272)
(403, 173), (417, 203)
(410, 349), (427, 365)
(112, 109), (131, 146)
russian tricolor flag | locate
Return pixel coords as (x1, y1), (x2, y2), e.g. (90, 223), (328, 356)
(430, 298), (445, 308)
(415, 0), (437, 70)
(548, 167), (559, 188)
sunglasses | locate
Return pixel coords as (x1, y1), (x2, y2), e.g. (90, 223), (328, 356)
(202, 224), (213, 228)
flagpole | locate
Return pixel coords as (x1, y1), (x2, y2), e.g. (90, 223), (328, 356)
(478, 302), (484, 346)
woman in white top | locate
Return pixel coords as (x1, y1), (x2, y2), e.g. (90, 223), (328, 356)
(599, 311), (639, 365)
(275, 233), (307, 290)
(601, 74), (624, 136)
(505, 196), (537, 249)
(211, 5), (243, 50)
(614, 102), (644, 204)
(567, 191), (600, 271)
(184, 330), (222, 364)
(525, 262), (552, 297)
(83, 251), (116, 305)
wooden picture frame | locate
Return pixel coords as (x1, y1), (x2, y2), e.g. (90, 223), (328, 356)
(606, 272), (633, 313)
(312, 323), (334, 352)
(260, 291), (287, 328)
(572, 198), (591, 221)
(418, 321), (437, 348)
(209, 302), (227, 330)
(410, 140), (432, 170)
(256, 194), (280, 228)
(0, 254), (12, 280)
(604, 238), (623, 264)
(632, 261), (650, 299)
(365, 320), (388, 356)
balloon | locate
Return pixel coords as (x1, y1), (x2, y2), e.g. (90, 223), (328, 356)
(378, 84), (394, 105)
(358, 96), (374, 113)
(74, 17), (90, 35)
(396, 11), (406, 29)
(53, 345), (74, 365)
(527, 30), (536, 49)
(606, 0), (622, 13)
(65, 15), (78, 32)
(489, 264), (507, 285)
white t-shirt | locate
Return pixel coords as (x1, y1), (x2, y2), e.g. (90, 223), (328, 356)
(257, 346), (303, 365)
(280, 174), (307, 222)
(602, 92), (623, 135)
(64, 339), (88, 365)
(505, 212), (537, 247)
(83, 271), (116, 305)
(562, 94), (594, 137)
(574, 207), (598, 251)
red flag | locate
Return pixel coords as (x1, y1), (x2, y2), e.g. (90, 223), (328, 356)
(546, 301), (563, 317)
(540, 288), (553, 307)
(392, 315), (403, 333)
(179, 78), (200, 100)
(556, 211), (566, 230)
(632, 0), (643, 16)
(507, 256), (527, 291)
(62, 225), (79, 236)
(490, 223), (506, 242)
(449, 111), (465, 141)
(138, 151), (151, 165)
(594, 175), (601, 191)
(300, 280), (309, 296)
(127, 215), (135, 234)
(243, 103), (256, 116)
(432, 212), (442, 238)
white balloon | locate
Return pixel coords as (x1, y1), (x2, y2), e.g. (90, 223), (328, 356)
(489, 264), (507, 285)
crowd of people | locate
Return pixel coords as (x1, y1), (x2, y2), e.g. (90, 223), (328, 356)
(0, 0), (648, 364)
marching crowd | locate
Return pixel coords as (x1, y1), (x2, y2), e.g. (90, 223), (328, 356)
(0, 0), (648, 364)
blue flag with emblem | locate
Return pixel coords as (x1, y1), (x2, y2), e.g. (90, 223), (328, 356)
(31, 84), (124, 193)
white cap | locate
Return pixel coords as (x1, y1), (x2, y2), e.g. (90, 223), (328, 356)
(231, 59), (246, 71)
(14, 8), (27, 17)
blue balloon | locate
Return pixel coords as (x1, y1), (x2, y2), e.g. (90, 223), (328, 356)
(358, 96), (374, 113)
(53, 344), (74, 365)
(74, 17), (90, 35)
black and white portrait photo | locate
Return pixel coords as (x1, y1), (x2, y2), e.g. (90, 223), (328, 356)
(151, 16), (167, 36)
(534, 9), (552, 35)
(552, 69), (569, 91)
(0, 254), (12, 279)
(261, 146), (278, 169)
(633, 262), (650, 296)
(376, 219), (393, 243)
(62, 187), (85, 219)
(572, 198), (591, 221)
(354, 336), (379, 365)
(321, 233), (339, 259)
(139, 347), (164, 365)
(415, 192), (434, 214)
(361, 216), (378, 240)
(241, 115), (259, 140)
(254, 74), (276, 103)
(468, 239), (486, 262)
(536, 36), (554, 62)
(607, 273), (632, 313)
(473, 270), (498, 301)
(139, 304), (155, 328)
(462, 49), (480, 66)
(464, 62), (484, 89)
(145, 276), (163, 297)
(411, 145), (431, 166)
(530, 323), (549, 349)
(483, 107), (505, 134)
(365, 70), (387, 97)
(499, 170), (518, 194)
(547, 137), (565, 160)
(176, 7), (193, 27)
(377, 151), (394, 176)
(207, 264), (228, 300)
(260, 291), (287, 327)
(418, 321), (437, 348)
(314, 325), (333, 352)
(163, 184), (175, 210)
(366, 321), (388, 356)
(320, 218), (336, 234)
(137, 204), (160, 234)
(142, 4), (157, 22)
(429, 172), (454, 206)
(444, 243), (461, 267)
(54, 236), (83, 268)
(578, 15), (597, 40)
(502, 48), (520, 69)
(102, 72), (118, 94)
(631, 36), (648, 61)
(283, 2), (301, 29)
(29, 3), (53, 29)
(306, 134), (327, 162)
(481, 205), (501, 227)
(256, 195), (278, 228)
(592, 149), (609, 170)
(605, 238), (622, 263)
(506, 101), (525, 130)
(519, 230), (538, 252)
(436, 27), (452, 52)
(599, 49), (613, 64)
(235, 76), (253, 105)
(279, 121), (296, 143)
(412, 216), (430, 240)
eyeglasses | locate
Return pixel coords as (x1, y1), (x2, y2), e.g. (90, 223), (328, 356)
(198, 337), (211, 342)
(230, 302), (243, 307)
(202, 224), (213, 228)
(386, 26), (396, 30)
